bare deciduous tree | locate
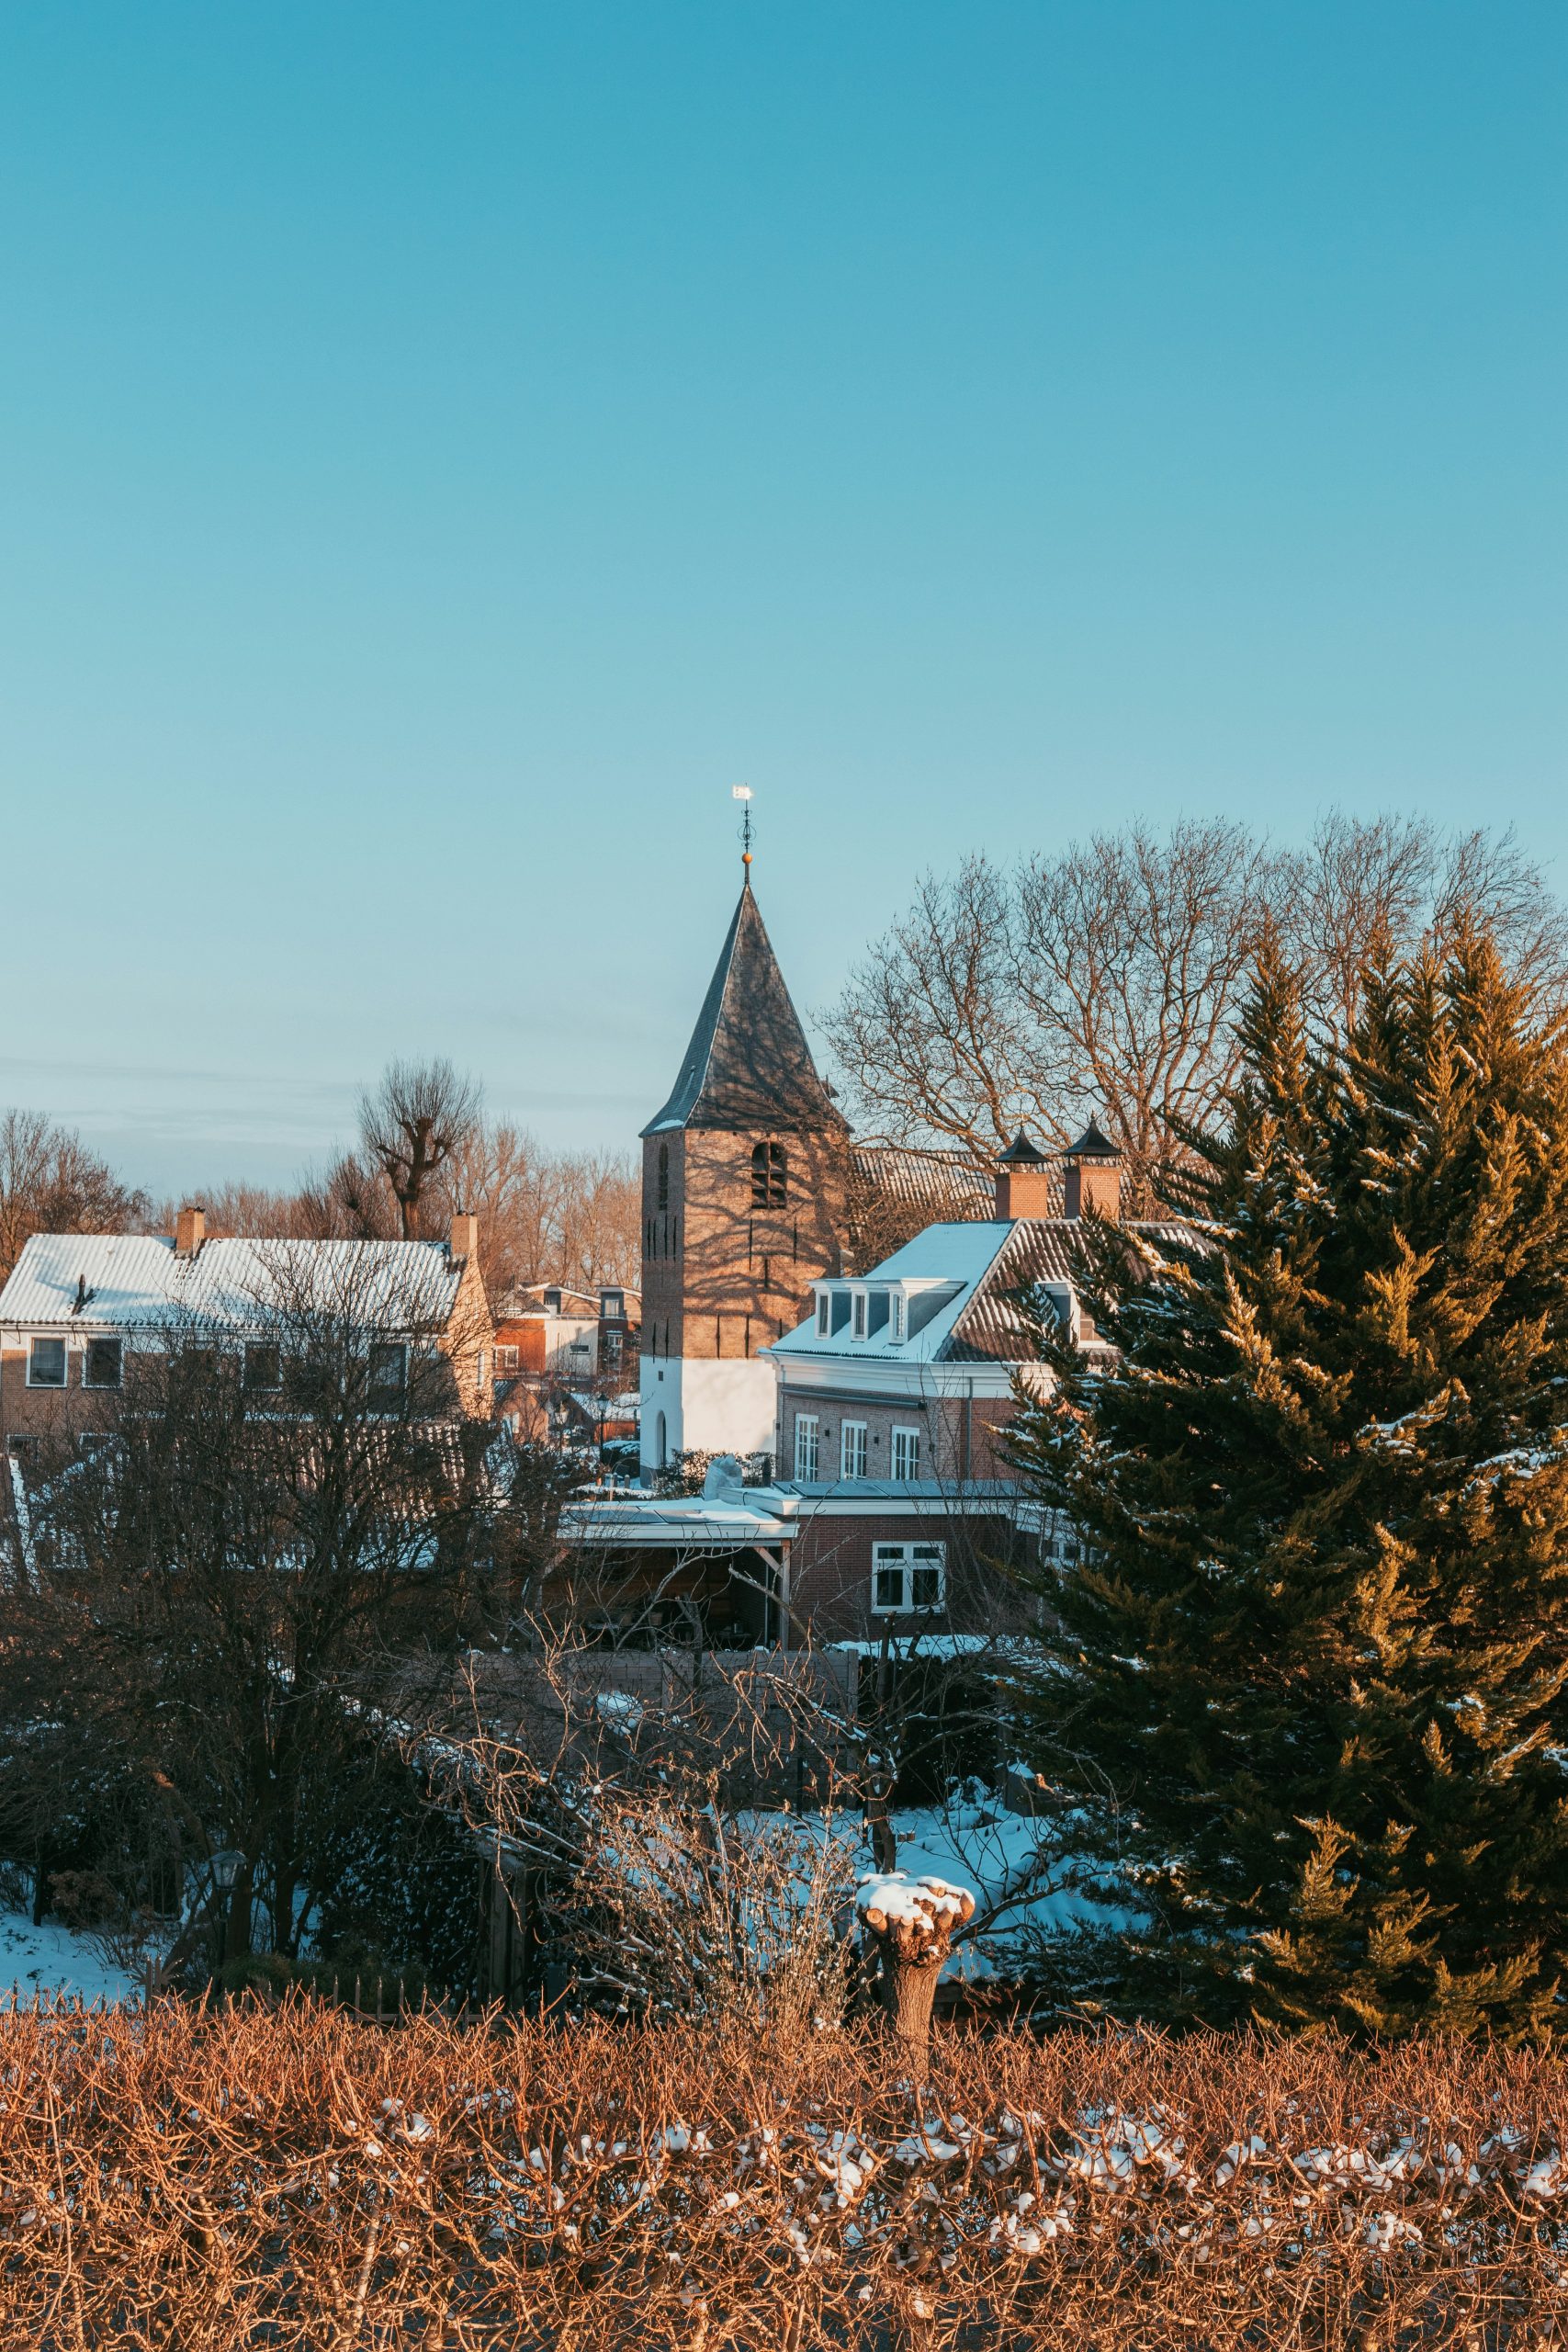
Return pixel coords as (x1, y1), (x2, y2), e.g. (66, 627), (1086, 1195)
(161, 1120), (639, 1299)
(0, 1109), (147, 1279)
(358, 1058), (483, 1239)
(826, 813), (1568, 1207)
(9, 1247), (498, 1972)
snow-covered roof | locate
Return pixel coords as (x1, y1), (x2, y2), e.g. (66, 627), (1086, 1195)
(771, 1222), (1013, 1365)
(563, 1487), (801, 1551)
(769, 1216), (1195, 1370)
(0, 1233), (468, 1334)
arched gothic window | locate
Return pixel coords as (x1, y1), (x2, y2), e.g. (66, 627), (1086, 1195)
(751, 1141), (787, 1207)
(657, 1142), (670, 1209)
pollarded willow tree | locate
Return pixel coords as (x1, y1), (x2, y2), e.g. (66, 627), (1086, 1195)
(1010, 916), (1568, 2037)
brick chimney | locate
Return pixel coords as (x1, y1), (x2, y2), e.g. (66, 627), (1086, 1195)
(1060, 1120), (1122, 1221)
(449, 1211), (479, 1262)
(993, 1132), (1053, 1220)
(174, 1204), (206, 1259)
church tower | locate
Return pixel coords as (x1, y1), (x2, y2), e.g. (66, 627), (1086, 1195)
(639, 873), (848, 1475)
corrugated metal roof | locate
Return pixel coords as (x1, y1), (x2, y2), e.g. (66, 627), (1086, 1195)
(0, 1233), (466, 1333)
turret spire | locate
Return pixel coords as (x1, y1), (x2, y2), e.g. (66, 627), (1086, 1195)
(641, 877), (846, 1137)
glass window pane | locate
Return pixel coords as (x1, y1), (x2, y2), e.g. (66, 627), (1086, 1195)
(910, 1565), (942, 1609)
(28, 1339), (65, 1387)
(85, 1338), (122, 1389)
(874, 1565), (905, 1611)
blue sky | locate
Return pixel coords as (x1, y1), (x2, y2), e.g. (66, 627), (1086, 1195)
(3, 3), (1563, 1192)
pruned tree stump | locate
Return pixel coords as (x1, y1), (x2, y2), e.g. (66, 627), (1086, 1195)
(855, 1872), (976, 2063)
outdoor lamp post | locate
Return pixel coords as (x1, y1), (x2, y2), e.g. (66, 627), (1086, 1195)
(209, 1848), (244, 1894)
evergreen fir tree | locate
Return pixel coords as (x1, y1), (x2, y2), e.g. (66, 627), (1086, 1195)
(1010, 919), (1568, 2035)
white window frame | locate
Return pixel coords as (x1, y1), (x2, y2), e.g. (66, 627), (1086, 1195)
(840, 1419), (867, 1479)
(793, 1412), (819, 1481)
(816, 1291), (831, 1337)
(890, 1293), (906, 1341)
(872, 1542), (946, 1614)
(83, 1335), (124, 1390)
(27, 1336), (67, 1388)
(890, 1424), (921, 1480)
(852, 1290), (867, 1340)
(495, 1343), (519, 1374)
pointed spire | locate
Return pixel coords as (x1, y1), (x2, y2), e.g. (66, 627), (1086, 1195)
(642, 885), (847, 1137)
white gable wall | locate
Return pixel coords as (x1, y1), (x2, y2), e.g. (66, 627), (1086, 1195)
(638, 1353), (777, 1475)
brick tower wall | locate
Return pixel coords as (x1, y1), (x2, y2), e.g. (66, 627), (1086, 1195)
(641, 1128), (847, 1362)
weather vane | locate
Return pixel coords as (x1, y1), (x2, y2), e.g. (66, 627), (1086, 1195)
(732, 784), (753, 877)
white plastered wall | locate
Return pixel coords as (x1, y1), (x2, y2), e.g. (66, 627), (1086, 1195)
(639, 1354), (778, 1476)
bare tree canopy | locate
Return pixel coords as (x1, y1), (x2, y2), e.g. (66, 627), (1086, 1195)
(155, 1124), (640, 1298)
(357, 1058), (483, 1239)
(0, 1109), (147, 1279)
(824, 813), (1568, 1205)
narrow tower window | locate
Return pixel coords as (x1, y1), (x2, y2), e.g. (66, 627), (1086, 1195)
(751, 1141), (787, 1207)
(657, 1143), (670, 1210)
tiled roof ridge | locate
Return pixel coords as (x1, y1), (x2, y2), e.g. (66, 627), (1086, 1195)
(938, 1213), (1198, 1363)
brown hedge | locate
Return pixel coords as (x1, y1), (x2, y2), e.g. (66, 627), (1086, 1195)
(0, 1998), (1564, 2347)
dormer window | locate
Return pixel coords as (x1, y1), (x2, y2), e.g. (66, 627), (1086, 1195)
(816, 1291), (831, 1337)
(543, 1288), (562, 1314)
(852, 1292), (867, 1339)
(890, 1294), (906, 1341)
(751, 1142), (787, 1207)
(367, 1342), (408, 1408)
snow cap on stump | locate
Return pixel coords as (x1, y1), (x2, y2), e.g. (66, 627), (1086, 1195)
(856, 1872), (976, 1964)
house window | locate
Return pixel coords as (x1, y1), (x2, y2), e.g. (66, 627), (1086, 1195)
(840, 1420), (867, 1479)
(84, 1337), (123, 1390)
(543, 1288), (562, 1314)
(367, 1342), (408, 1408)
(657, 1143), (670, 1210)
(604, 1328), (623, 1364)
(242, 1343), (281, 1393)
(476, 1350), (490, 1388)
(793, 1413), (819, 1480)
(852, 1292), (867, 1339)
(495, 1344), (519, 1374)
(601, 1290), (625, 1321)
(751, 1142), (787, 1207)
(890, 1425), (921, 1480)
(816, 1292), (830, 1337)
(28, 1338), (66, 1388)
(890, 1295), (906, 1341)
(872, 1543), (946, 1614)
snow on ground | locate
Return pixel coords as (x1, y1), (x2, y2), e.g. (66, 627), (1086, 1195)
(0, 1907), (140, 2005)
